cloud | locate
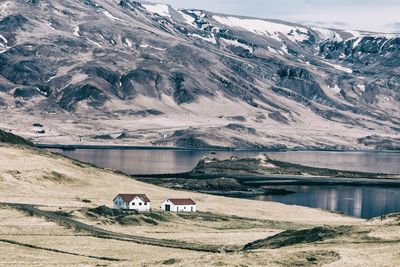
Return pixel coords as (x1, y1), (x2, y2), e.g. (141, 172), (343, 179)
(296, 20), (349, 29)
(280, 5), (400, 33)
(385, 22), (400, 32)
(331, 21), (348, 27)
(148, 0), (400, 33)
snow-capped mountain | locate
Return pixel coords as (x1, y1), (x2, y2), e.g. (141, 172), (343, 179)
(0, 0), (399, 149)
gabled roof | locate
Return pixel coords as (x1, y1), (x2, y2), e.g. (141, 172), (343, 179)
(114, 194), (151, 203)
(166, 198), (196, 205)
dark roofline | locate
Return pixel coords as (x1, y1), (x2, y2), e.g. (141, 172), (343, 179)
(164, 198), (196, 205)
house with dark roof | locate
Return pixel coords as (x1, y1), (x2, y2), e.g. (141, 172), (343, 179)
(113, 194), (151, 211)
(160, 198), (197, 212)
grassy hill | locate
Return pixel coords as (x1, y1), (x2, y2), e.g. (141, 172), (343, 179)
(0, 129), (33, 146)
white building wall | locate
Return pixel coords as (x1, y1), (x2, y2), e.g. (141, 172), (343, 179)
(161, 200), (196, 212)
(160, 200), (172, 211)
(113, 196), (150, 211)
(129, 197), (150, 212)
(174, 204), (196, 212)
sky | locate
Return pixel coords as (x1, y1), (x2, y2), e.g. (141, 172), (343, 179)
(145, 0), (400, 33)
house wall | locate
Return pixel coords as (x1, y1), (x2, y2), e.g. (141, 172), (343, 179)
(113, 196), (150, 211)
(129, 197), (150, 211)
(161, 200), (196, 212)
(113, 196), (128, 209)
(174, 204), (196, 212)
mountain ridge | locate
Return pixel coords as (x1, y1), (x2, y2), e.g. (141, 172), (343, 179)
(0, 0), (399, 149)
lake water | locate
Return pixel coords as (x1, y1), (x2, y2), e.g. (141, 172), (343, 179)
(48, 149), (400, 175)
(49, 148), (400, 218)
(250, 185), (400, 219)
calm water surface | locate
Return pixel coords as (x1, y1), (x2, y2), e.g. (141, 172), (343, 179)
(49, 149), (400, 175)
(49, 148), (400, 218)
(251, 185), (400, 219)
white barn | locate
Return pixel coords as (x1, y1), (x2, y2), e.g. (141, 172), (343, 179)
(113, 194), (151, 212)
(161, 198), (197, 212)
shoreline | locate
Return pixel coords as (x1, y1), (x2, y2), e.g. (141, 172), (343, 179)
(137, 173), (400, 188)
(39, 144), (400, 188)
(36, 143), (400, 153)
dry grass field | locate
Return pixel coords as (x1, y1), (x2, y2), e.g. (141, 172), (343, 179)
(0, 144), (399, 266)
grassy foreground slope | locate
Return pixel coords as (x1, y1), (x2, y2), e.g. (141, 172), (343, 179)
(1, 144), (400, 266)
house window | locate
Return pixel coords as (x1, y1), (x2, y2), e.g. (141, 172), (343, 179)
(139, 203), (142, 206)
(144, 203), (147, 206)
(132, 202), (135, 206)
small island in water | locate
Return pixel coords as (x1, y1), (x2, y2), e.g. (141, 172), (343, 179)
(138, 154), (400, 197)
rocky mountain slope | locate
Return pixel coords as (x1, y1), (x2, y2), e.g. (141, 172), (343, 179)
(0, 0), (399, 149)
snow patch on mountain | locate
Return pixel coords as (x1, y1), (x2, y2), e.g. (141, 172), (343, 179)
(0, 34), (8, 46)
(280, 45), (289, 55)
(96, 33), (116, 45)
(178, 10), (195, 26)
(102, 10), (124, 22)
(357, 84), (366, 92)
(140, 44), (166, 51)
(123, 38), (133, 47)
(267, 46), (278, 54)
(185, 10), (206, 19)
(328, 84), (342, 94)
(213, 16), (310, 43)
(189, 33), (217, 44)
(34, 87), (48, 96)
(221, 38), (253, 53)
(73, 26), (80, 37)
(86, 38), (102, 48)
(143, 4), (171, 18)
(322, 60), (353, 74)
(352, 37), (363, 49)
(313, 28), (344, 42)
(46, 22), (56, 31)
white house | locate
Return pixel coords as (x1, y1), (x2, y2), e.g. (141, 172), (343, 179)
(160, 198), (197, 212)
(113, 194), (151, 212)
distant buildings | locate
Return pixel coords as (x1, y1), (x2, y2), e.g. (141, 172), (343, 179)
(161, 198), (197, 212)
(113, 194), (197, 213)
(113, 194), (151, 212)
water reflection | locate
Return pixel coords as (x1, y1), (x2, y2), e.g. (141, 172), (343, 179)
(252, 186), (400, 219)
(271, 151), (400, 175)
(49, 149), (400, 175)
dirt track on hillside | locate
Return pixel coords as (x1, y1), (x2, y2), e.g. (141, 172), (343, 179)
(1, 203), (233, 253)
